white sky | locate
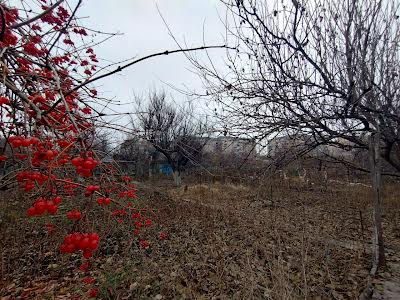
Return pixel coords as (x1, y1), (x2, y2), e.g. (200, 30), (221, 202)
(79, 0), (227, 123)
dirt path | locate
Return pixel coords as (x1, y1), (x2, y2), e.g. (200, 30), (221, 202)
(371, 257), (400, 299)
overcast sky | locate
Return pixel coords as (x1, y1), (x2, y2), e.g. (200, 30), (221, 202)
(79, 0), (227, 125)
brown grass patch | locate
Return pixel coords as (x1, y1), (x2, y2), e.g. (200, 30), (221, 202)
(1, 178), (399, 299)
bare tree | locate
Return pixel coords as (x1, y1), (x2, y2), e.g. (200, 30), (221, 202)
(194, 0), (400, 172)
(113, 136), (155, 177)
(132, 91), (207, 186)
(90, 129), (112, 157)
(192, 0), (400, 273)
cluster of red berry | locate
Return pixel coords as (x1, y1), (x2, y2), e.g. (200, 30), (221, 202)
(59, 232), (100, 258)
(96, 197), (111, 205)
(8, 135), (40, 148)
(122, 175), (132, 182)
(31, 149), (58, 165)
(130, 211), (153, 236)
(85, 185), (100, 196)
(118, 189), (137, 199)
(82, 277), (96, 284)
(71, 156), (99, 177)
(111, 209), (127, 216)
(7, 136), (69, 167)
(27, 197), (60, 216)
(131, 212), (141, 219)
(16, 170), (50, 191)
(66, 209), (82, 220)
(17, 171), (49, 183)
(139, 240), (150, 249)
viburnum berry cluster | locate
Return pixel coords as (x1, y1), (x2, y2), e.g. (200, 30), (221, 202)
(8, 135), (40, 148)
(17, 170), (51, 191)
(85, 184), (100, 196)
(72, 156), (99, 177)
(0, 1), (161, 297)
(66, 209), (82, 220)
(96, 197), (111, 205)
(60, 232), (100, 259)
(27, 197), (59, 216)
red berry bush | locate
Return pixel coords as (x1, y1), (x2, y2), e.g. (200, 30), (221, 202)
(0, 0), (159, 297)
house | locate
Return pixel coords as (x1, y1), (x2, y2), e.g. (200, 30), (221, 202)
(201, 136), (257, 157)
(267, 134), (312, 157)
(267, 134), (357, 160)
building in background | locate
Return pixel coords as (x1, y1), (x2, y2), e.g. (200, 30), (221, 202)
(201, 136), (257, 157)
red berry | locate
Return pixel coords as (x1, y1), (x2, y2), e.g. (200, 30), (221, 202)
(88, 239), (98, 250)
(46, 150), (55, 160)
(21, 138), (31, 147)
(132, 212), (141, 219)
(53, 196), (62, 205)
(79, 237), (90, 249)
(27, 207), (37, 216)
(71, 157), (84, 166)
(65, 243), (76, 253)
(82, 276), (96, 284)
(89, 233), (99, 241)
(64, 235), (73, 245)
(47, 204), (58, 214)
(10, 138), (22, 148)
(83, 160), (94, 169)
(79, 262), (90, 271)
(66, 210), (82, 220)
(139, 240), (150, 249)
(83, 250), (93, 259)
(88, 288), (98, 298)
(34, 200), (47, 214)
(71, 233), (82, 244)
(30, 137), (39, 145)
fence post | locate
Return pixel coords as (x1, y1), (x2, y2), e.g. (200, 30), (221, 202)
(369, 130), (385, 276)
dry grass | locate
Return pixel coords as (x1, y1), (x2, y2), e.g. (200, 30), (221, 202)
(1, 177), (399, 299)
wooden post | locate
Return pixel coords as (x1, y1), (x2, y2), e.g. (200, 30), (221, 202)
(369, 130), (385, 276)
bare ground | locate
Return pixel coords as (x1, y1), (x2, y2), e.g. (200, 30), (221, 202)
(1, 178), (399, 299)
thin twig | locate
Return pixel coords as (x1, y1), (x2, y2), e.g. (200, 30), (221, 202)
(11, 0), (65, 29)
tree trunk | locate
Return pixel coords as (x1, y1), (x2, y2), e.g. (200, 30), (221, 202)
(369, 131), (385, 276)
(172, 170), (182, 187)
